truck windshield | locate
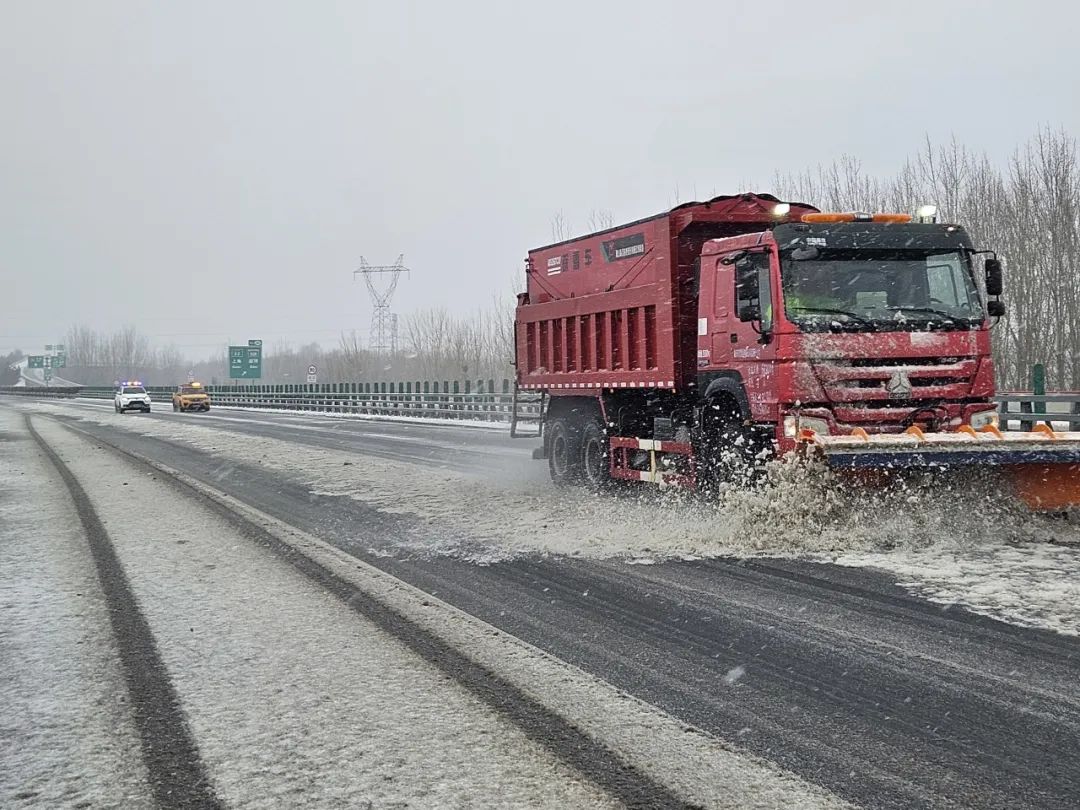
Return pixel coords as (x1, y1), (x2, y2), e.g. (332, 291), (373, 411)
(781, 249), (982, 331)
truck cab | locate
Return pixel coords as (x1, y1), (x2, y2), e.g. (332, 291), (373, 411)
(696, 218), (1002, 455)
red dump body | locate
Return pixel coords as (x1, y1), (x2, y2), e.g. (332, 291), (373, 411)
(516, 194), (818, 393)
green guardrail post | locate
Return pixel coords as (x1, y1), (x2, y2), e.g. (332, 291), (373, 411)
(1032, 363), (1046, 415)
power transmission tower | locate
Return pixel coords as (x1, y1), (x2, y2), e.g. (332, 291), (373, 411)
(353, 255), (409, 357)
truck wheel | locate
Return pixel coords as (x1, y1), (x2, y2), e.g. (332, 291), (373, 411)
(698, 406), (756, 493)
(580, 419), (610, 491)
(548, 418), (583, 486)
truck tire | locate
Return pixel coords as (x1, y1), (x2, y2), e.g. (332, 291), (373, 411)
(698, 403), (756, 493)
(580, 419), (610, 491)
(548, 418), (583, 486)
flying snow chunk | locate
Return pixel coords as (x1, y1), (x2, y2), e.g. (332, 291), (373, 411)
(723, 665), (747, 685)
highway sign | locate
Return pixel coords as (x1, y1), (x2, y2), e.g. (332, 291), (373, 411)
(28, 356), (44, 369)
(43, 367), (53, 382)
(248, 339), (263, 348)
(43, 356), (52, 368)
(55, 353), (66, 368)
(307, 374), (317, 384)
(229, 344), (262, 379)
(308, 364), (317, 375)
(54, 344), (65, 351)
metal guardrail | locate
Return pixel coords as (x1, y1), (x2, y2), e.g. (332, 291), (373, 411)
(995, 393), (1080, 429)
(0, 386), (83, 398)
(6, 383), (1074, 432)
(69, 384), (543, 423)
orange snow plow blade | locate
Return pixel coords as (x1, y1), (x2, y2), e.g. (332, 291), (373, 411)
(799, 424), (1080, 512)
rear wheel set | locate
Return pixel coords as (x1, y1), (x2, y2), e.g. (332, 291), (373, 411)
(548, 413), (611, 491)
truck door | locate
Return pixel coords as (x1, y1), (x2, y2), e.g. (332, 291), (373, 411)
(699, 250), (779, 421)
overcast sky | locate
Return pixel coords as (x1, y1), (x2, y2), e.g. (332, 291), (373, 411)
(3, 0), (1078, 358)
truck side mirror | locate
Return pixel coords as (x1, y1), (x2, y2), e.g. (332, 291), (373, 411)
(985, 258), (1003, 297)
(987, 299), (1006, 317)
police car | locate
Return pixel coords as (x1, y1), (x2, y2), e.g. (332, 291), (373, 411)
(115, 381), (152, 413)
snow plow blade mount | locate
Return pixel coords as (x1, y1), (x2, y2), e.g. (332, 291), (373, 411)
(800, 424), (1080, 512)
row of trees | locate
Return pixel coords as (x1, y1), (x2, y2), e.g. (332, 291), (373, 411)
(772, 129), (1080, 389)
(56, 304), (516, 387)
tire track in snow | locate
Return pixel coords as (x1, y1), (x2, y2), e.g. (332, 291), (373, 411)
(26, 415), (223, 810)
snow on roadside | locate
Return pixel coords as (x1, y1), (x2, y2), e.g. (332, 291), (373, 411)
(25, 400), (1080, 637)
(835, 541), (1080, 636)
(0, 410), (150, 807)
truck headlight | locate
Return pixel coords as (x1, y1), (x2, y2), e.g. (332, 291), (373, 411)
(970, 409), (999, 429)
(798, 416), (831, 436)
(784, 414), (831, 438)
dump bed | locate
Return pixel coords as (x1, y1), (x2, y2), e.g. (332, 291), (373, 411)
(515, 193), (817, 393)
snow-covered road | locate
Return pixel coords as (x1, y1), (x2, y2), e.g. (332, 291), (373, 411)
(9, 396), (1080, 809)
(2, 406), (848, 809)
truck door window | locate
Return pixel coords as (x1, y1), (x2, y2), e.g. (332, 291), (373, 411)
(734, 253), (773, 330)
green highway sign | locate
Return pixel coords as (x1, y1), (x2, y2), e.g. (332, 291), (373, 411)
(248, 339), (262, 348)
(229, 343), (262, 379)
(55, 353), (66, 368)
(28, 356), (44, 369)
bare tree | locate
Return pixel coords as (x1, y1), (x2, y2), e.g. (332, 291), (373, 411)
(551, 211), (572, 242)
(587, 208), (614, 232)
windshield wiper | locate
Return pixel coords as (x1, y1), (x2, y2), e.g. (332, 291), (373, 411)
(884, 306), (963, 324)
(787, 306), (873, 324)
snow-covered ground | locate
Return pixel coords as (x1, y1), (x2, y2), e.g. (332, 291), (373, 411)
(0, 410), (150, 807)
(26, 399), (1080, 638)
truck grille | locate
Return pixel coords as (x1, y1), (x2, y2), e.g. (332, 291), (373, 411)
(812, 358), (977, 406)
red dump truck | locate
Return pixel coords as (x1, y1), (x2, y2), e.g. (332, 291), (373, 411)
(514, 193), (1080, 509)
